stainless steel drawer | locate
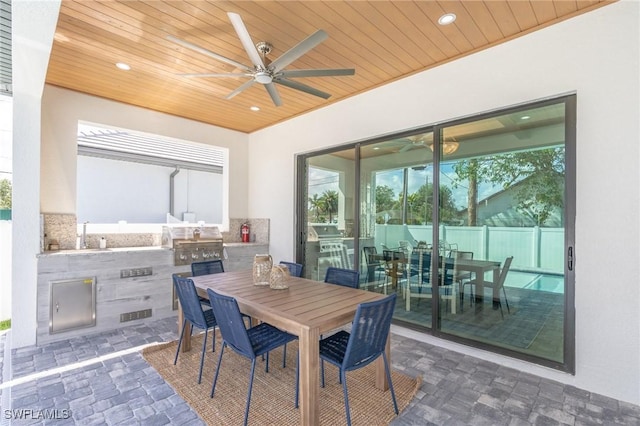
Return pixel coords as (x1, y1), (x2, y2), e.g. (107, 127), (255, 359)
(49, 277), (96, 334)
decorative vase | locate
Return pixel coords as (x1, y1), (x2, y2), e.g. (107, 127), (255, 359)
(253, 254), (273, 286)
(269, 264), (290, 290)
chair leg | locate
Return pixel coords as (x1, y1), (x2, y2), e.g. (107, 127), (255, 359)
(282, 343), (287, 368)
(211, 343), (226, 398)
(503, 287), (510, 313)
(244, 359), (257, 426)
(174, 319), (187, 365)
(383, 352), (399, 415)
(198, 330), (208, 384)
(341, 369), (352, 426)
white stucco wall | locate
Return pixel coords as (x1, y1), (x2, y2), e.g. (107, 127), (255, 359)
(248, 1), (640, 405)
(41, 86), (249, 222)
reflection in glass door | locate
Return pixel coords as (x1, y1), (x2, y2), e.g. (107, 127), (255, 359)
(301, 148), (356, 282)
(358, 136), (433, 328)
(296, 95), (574, 371)
(437, 102), (569, 364)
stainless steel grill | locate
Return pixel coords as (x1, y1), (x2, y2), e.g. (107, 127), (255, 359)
(162, 225), (223, 266)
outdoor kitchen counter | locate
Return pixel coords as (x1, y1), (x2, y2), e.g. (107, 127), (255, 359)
(38, 246), (168, 256)
(36, 245), (184, 346)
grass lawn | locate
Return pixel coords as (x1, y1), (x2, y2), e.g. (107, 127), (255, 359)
(0, 319), (10, 331)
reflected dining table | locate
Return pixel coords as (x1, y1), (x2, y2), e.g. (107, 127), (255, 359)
(180, 269), (390, 425)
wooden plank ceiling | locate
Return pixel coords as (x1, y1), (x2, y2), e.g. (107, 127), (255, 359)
(47, 0), (613, 133)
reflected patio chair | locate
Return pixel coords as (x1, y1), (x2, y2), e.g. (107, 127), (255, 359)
(207, 289), (299, 426)
(172, 275), (218, 384)
(464, 256), (513, 318)
(319, 293), (399, 426)
(279, 261), (303, 277)
(324, 267), (360, 288)
(362, 246), (385, 289)
(382, 249), (408, 295)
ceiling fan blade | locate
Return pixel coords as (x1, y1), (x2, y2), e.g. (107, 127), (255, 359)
(264, 83), (282, 107)
(178, 72), (253, 78)
(279, 68), (355, 78)
(166, 35), (252, 72)
(399, 144), (415, 153)
(270, 30), (328, 73)
(226, 80), (255, 100)
(227, 12), (265, 69)
(275, 78), (331, 99)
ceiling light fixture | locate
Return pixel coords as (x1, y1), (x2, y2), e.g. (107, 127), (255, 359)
(429, 140), (460, 156)
(115, 62), (131, 71)
(250, 106), (260, 111)
(520, 115), (531, 120)
(438, 13), (457, 25)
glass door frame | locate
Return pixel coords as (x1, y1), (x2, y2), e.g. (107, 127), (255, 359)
(294, 94), (576, 374)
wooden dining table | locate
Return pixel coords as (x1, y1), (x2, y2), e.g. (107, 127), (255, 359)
(181, 269), (390, 425)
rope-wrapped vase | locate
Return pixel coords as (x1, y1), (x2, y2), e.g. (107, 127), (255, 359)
(269, 264), (290, 289)
(253, 254), (273, 285)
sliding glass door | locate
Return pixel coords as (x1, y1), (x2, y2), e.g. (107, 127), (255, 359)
(300, 147), (356, 282)
(295, 95), (575, 372)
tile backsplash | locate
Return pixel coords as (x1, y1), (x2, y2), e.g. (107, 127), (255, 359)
(41, 214), (269, 251)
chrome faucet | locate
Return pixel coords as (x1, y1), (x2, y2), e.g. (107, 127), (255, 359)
(81, 221), (88, 249)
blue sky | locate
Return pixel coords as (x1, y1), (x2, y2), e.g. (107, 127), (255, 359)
(308, 162), (501, 210)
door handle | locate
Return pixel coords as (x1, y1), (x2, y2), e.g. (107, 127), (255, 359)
(567, 246), (573, 271)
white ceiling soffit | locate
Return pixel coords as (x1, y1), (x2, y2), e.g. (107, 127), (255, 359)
(0, 0), (11, 95)
(77, 129), (224, 173)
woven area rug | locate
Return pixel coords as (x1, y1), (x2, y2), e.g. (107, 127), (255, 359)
(142, 332), (420, 425)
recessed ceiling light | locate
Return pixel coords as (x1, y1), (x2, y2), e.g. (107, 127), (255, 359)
(250, 106), (260, 111)
(438, 13), (456, 25)
(373, 147), (380, 150)
(520, 115), (531, 120)
(115, 62), (131, 71)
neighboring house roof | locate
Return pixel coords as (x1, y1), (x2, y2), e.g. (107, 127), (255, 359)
(461, 177), (563, 227)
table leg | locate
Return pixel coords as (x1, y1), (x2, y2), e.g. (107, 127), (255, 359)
(375, 334), (390, 390)
(298, 327), (320, 425)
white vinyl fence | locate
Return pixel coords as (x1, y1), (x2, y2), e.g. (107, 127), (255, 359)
(0, 220), (11, 321)
(374, 224), (564, 274)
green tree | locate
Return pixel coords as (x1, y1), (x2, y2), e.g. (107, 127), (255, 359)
(308, 193), (323, 222)
(319, 190), (339, 223)
(453, 147), (564, 226)
(407, 183), (458, 225)
(0, 179), (11, 209)
(375, 185), (396, 214)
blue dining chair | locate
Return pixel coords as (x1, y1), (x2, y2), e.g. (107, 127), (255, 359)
(324, 267), (360, 288)
(191, 259), (225, 276)
(319, 293), (399, 426)
(279, 261), (304, 277)
(191, 260), (225, 307)
(206, 288), (299, 426)
(172, 275), (218, 384)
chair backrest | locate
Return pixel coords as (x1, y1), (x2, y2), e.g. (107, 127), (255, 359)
(450, 250), (473, 261)
(206, 288), (254, 358)
(280, 261), (303, 277)
(410, 249), (431, 275)
(362, 246), (379, 266)
(191, 259), (224, 276)
(324, 267), (360, 288)
(342, 293), (397, 371)
(173, 275), (209, 329)
(495, 256), (514, 289)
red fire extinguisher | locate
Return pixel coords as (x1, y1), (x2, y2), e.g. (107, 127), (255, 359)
(241, 223), (250, 243)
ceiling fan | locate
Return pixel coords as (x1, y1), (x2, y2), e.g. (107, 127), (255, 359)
(167, 12), (355, 107)
(398, 135), (432, 153)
